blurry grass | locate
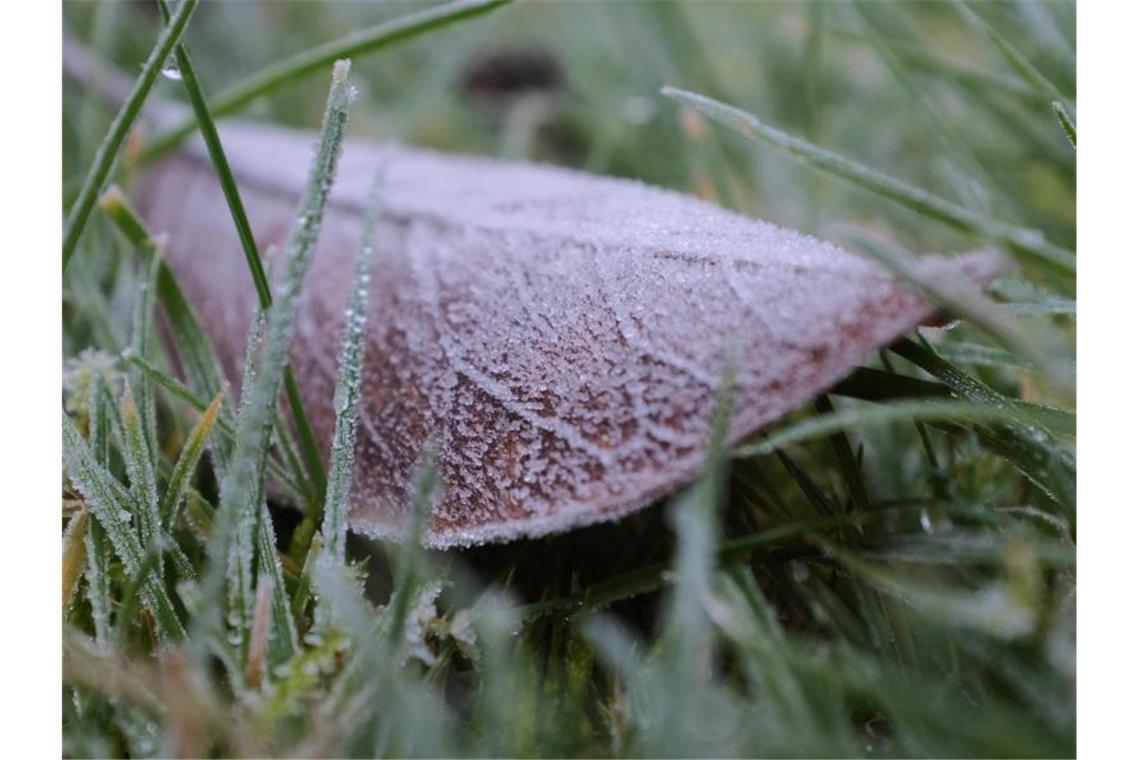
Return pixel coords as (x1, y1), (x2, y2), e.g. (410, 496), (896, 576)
(63, 1), (1075, 757)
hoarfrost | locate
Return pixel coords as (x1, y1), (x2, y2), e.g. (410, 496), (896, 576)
(138, 121), (1005, 548)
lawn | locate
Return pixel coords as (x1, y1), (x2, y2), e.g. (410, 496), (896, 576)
(62, 1), (1076, 756)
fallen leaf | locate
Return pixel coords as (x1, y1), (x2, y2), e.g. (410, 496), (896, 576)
(137, 122), (1002, 547)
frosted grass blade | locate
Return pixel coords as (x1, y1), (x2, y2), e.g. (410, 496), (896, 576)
(120, 388), (162, 566)
(1053, 101), (1076, 149)
(160, 390), (224, 531)
(154, 0), (327, 504)
(892, 338), (1075, 513)
(255, 503), (299, 670)
(661, 86), (1075, 275)
(63, 415), (184, 639)
(312, 172), (385, 567)
(123, 351), (308, 499)
(840, 229), (1073, 396)
(734, 400), (1014, 458)
(211, 60), (354, 656)
(61, 0), (199, 270)
(63, 509), (90, 611)
(129, 243), (162, 459)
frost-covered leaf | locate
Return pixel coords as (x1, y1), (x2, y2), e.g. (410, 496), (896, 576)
(138, 119), (1004, 548)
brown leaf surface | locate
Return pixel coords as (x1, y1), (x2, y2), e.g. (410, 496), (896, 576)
(136, 123), (1001, 547)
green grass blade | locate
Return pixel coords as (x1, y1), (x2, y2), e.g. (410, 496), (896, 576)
(160, 390), (224, 531)
(63, 509), (90, 613)
(852, 1), (999, 210)
(154, 0), (328, 503)
(99, 188), (231, 421)
(61, 0), (199, 271)
(63, 414), (184, 640)
(142, 0), (512, 161)
(213, 60), (355, 659)
(119, 387), (162, 563)
(839, 229), (1073, 396)
(1052, 100), (1076, 149)
(660, 87), (1075, 274)
(124, 351), (309, 499)
(892, 338), (1075, 512)
(953, 0), (1072, 106)
(83, 520), (114, 645)
(129, 244), (162, 460)
(255, 502), (299, 670)
(735, 400), (1013, 459)
(309, 172), (385, 567)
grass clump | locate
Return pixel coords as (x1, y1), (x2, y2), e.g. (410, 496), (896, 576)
(63, 2), (1075, 757)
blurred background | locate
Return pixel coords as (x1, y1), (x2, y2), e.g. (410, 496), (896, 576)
(63, 0), (1076, 258)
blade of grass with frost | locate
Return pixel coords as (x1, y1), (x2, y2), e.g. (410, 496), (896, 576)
(953, 0), (1073, 107)
(211, 60), (354, 660)
(1053, 101), (1077, 149)
(735, 400), (1015, 458)
(654, 374), (734, 750)
(255, 502), (299, 669)
(63, 415), (184, 640)
(155, 0), (326, 505)
(120, 388), (162, 570)
(313, 172), (385, 567)
(124, 351), (308, 498)
(129, 241), (162, 459)
(101, 189), (314, 497)
(63, 509), (90, 611)
(935, 342), (1035, 373)
(61, 0), (199, 271)
(160, 390), (224, 531)
(83, 520), (113, 645)
(660, 87), (1075, 275)
(893, 338), (1075, 512)
(227, 310), (269, 648)
(100, 189), (234, 435)
(83, 371), (114, 644)
(142, 0), (512, 161)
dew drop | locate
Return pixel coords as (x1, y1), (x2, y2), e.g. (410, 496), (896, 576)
(161, 59), (182, 81)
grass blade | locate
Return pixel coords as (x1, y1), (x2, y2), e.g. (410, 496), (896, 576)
(100, 188), (232, 423)
(660, 86), (1075, 274)
(212, 60), (355, 659)
(123, 351), (309, 499)
(142, 0), (512, 161)
(839, 229), (1073, 396)
(63, 414), (184, 640)
(953, 0), (1072, 106)
(255, 503), (299, 670)
(891, 338), (1075, 512)
(160, 390), (224, 531)
(308, 171), (385, 567)
(734, 399), (1013, 458)
(1052, 100), (1076, 149)
(61, 0), (199, 271)
(154, 0), (328, 504)
(120, 387), (162, 564)
(63, 508), (91, 612)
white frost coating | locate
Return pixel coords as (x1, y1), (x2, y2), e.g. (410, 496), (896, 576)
(137, 121), (1006, 549)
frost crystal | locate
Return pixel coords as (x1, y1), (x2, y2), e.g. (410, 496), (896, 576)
(137, 120), (1005, 548)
